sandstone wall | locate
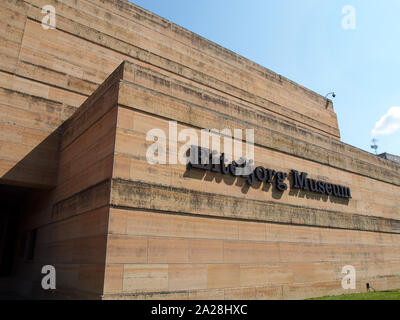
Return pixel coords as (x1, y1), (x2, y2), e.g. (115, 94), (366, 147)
(0, 0), (343, 189)
(0, 0), (399, 299)
(102, 62), (400, 300)
(11, 63), (123, 299)
(2, 0), (399, 189)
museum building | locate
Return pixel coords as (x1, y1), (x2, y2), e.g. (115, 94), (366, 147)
(0, 0), (400, 299)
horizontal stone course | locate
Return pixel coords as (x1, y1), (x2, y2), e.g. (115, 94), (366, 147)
(110, 179), (400, 234)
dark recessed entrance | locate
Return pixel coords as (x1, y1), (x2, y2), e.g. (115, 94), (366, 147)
(0, 184), (31, 277)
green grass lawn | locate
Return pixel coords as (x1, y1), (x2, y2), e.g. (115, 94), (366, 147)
(309, 289), (400, 300)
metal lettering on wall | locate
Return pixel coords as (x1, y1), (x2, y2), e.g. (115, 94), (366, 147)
(187, 146), (352, 199)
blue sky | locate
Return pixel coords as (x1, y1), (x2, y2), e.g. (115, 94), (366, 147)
(130, 0), (400, 156)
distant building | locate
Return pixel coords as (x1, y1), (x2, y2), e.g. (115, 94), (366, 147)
(378, 153), (400, 165)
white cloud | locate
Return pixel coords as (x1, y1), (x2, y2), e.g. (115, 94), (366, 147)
(372, 106), (400, 136)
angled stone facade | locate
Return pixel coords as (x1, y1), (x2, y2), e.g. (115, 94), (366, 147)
(0, 0), (399, 299)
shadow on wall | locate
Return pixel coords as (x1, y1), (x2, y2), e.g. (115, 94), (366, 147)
(0, 123), (66, 298)
(183, 166), (350, 206)
(0, 124), (65, 190)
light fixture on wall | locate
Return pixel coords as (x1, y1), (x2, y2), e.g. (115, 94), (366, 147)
(325, 92), (336, 99)
(324, 92), (336, 109)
